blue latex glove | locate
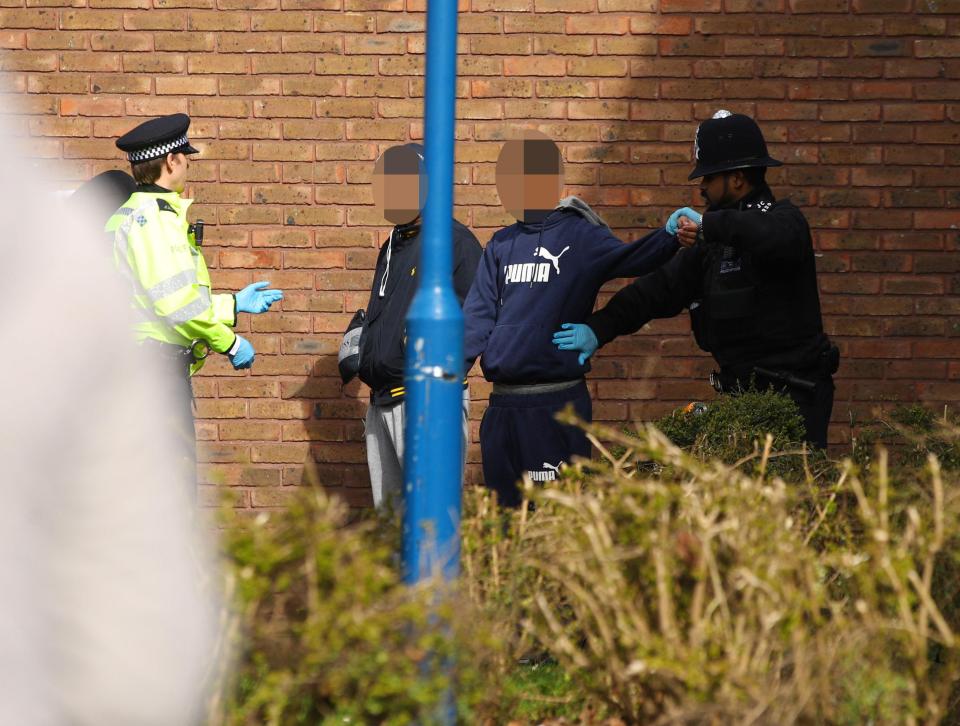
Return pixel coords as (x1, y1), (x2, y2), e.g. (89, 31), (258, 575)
(236, 281), (284, 314)
(665, 207), (703, 235)
(228, 335), (255, 370)
(552, 323), (598, 366)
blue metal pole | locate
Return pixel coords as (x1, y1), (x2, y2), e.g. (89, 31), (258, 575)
(402, 0), (462, 585)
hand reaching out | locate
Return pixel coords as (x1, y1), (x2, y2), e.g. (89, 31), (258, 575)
(236, 281), (284, 314)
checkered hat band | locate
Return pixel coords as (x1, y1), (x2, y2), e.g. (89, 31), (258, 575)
(127, 134), (189, 163)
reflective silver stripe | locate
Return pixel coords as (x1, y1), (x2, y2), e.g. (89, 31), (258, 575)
(146, 269), (198, 303)
(165, 289), (210, 325)
(116, 207), (134, 217)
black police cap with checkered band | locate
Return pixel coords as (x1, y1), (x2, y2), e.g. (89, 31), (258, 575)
(116, 113), (199, 164)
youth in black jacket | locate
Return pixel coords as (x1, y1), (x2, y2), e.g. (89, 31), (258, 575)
(358, 218), (482, 404)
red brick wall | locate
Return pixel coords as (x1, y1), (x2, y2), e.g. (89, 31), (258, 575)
(2, 0), (958, 508)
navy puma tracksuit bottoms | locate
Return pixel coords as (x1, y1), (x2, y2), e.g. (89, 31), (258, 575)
(479, 380), (592, 508)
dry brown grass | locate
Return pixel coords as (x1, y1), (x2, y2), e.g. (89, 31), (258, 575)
(462, 420), (960, 725)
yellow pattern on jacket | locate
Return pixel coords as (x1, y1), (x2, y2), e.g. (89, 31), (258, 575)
(106, 189), (236, 374)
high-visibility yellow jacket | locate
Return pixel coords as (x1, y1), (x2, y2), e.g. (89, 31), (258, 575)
(106, 187), (236, 374)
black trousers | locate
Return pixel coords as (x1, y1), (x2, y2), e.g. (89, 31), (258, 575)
(787, 376), (834, 450)
(479, 381), (592, 508)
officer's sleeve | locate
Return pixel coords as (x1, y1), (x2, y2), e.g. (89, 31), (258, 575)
(594, 225), (679, 281)
(452, 225), (483, 306)
(120, 213), (237, 353)
(462, 238), (499, 367)
(212, 293), (237, 327)
(586, 246), (702, 348)
(701, 203), (811, 267)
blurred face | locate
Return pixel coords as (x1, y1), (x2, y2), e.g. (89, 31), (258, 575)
(166, 153), (190, 194)
(496, 131), (563, 224)
(372, 146), (425, 225)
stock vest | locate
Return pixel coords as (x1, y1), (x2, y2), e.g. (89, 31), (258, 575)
(106, 187), (236, 374)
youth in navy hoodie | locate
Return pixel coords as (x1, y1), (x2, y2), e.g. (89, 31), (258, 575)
(464, 208), (679, 382)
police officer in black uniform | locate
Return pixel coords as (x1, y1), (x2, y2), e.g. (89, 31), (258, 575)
(553, 110), (839, 448)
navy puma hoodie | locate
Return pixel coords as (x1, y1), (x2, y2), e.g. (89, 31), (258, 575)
(463, 208), (678, 384)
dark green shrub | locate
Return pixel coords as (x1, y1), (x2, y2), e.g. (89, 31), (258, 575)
(656, 389), (804, 451)
(641, 389), (831, 484)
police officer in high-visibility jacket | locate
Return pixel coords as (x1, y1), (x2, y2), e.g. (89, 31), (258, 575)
(106, 114), (283, 471)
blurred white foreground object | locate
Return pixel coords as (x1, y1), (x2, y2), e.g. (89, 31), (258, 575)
(0, 120), (218, 725)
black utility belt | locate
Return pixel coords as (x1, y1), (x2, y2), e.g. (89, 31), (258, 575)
(712, 345), (839, 395)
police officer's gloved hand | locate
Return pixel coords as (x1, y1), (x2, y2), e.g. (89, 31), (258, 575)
(228, 335), (255, 369)
(665, 207), (703, 235)
(236, 281), (284, 314)
(552, 323), (598, 366)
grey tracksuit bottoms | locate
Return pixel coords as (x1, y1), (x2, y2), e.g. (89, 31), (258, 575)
(365, 388), (470, 509)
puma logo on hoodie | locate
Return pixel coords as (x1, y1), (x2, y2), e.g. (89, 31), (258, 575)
(535, 245), (569, 274)
(504, 245), (570, 285)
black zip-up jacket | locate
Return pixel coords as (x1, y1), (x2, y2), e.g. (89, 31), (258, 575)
(586, 185), (832, 376)
(358, 219), (482, 405)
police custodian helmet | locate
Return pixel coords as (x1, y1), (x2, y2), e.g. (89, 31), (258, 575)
(689, 110), (783, 181)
